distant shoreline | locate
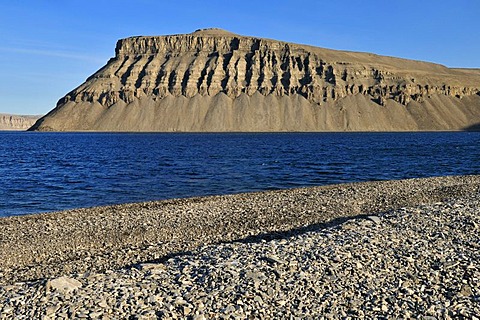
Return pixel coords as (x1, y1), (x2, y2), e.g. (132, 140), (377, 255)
(0, 113), (41, 131)
(5, 127), (480, 132)
(21, 128), (480, 133)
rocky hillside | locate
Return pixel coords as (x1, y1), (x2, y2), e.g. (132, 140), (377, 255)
(0, 114), (41, 131)
(30, 28), (480, 131)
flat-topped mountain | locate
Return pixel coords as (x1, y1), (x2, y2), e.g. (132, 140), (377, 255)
(30, 28), (480, 131)
(0, 114), (41, 131)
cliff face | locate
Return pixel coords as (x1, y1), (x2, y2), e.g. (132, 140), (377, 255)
(0, 114), (41, 131)
(30, 28), (480, 131)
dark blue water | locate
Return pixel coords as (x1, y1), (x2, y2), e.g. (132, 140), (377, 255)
(1, 132), (479, 217)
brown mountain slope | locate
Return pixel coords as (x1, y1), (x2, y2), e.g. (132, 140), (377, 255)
(29, 28), (480, 132)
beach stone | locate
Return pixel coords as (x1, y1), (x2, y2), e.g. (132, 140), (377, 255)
(367, 215), (381, 224)
(182, 306), (192, 315)
(47, 276), (82, 294)
(45, 306), (58, 315)
(98, 299), (108, 308)
(88, 311), (103, 319)
(458, 284), (472, 297)
(245, 271), (267, 283)
(138, 263), (166, 271)
(2, 306), (13, 313)
(264, 255), (286, 265)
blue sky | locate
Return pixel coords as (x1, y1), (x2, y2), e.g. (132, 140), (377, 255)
(1, 0), (479, 115)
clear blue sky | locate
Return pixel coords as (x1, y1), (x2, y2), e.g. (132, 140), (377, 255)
(1, 0), (479, 115)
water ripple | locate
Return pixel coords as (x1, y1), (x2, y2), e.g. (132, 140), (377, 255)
(1, 132), (479, 217)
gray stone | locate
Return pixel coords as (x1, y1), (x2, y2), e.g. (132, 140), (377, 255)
(47, 276), (82, 294)
(263, 255), (286, 265)
(367, 215), (381, 224)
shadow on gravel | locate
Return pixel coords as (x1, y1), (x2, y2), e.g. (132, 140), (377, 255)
(229, 214), (372, 244)
(136, 214), (372, 267)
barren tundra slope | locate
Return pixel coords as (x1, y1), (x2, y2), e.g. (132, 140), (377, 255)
(30, 28), (480, 131)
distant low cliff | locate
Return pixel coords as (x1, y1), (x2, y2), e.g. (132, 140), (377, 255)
(30, 28), (480, 131)
(0, 114), (41, 131)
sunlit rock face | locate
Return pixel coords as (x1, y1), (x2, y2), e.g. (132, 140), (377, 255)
(0, 114), (40, 130)
(30, 28), (480, 132)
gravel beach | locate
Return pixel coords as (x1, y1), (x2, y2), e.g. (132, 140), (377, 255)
(1, 175), (479, 318)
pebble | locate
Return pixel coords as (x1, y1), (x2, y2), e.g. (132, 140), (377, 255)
(367, 215), (381, 224)
(47, 276), (82, 294)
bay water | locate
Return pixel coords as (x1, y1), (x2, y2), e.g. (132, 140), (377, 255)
(1, 132), (479, 217)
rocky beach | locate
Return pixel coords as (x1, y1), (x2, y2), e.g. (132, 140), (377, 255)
(1, 175), (479, 318)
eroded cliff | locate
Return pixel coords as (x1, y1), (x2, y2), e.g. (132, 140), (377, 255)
(0, 114), (41, 131)
(30, 28), (480, 131)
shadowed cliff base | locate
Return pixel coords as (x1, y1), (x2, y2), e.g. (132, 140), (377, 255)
(29, 28), (480, 132)
(464, 123), (480, 131)
(29, 93), (480, 132)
